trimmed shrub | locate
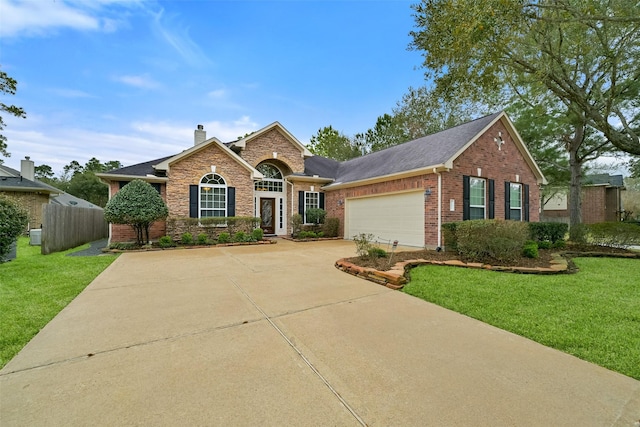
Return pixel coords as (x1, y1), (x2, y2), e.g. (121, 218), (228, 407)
(442, 222), (462, 252)
(251, 228), (264, 241)
(233, 231), (249, 242)
(522, 241), (539, 258)
(291, 214), (303, 238)
(528, 222), (568, 243)
(552, 239), (566, 249)
(217, 232), (231, 244)
(305, 208), (326, 225)
(537, 240), (552, 250)
(157, 235), (176, 248)
(587, 222), (640, 248)
(322, 217), (340, 238)
(109, 241), (139, 250)
(0, 197), (28, 262)
(456, 220), (529, 264)
(104, 179), (169, 245)
(181, 232), (194, 245)
(197, 233), (208, 245)
(299, 231), (317, 239)
(368, 247), (387, 258)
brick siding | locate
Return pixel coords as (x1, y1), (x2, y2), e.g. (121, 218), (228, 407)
(1, 191), (50, 231)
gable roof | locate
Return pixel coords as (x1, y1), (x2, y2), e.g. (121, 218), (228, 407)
(154, 137), (263, 180)
(230, 121), (313, 157)
(321, 111), (546, 189)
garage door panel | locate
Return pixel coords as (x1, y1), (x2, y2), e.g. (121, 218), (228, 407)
(346, 191), (424, 247)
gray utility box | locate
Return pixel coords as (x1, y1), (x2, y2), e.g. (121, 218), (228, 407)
(30, 229), (42, 246)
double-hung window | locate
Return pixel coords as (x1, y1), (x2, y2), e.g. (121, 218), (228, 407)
(200, 173), (226, 218)
(509, 183), (523, 221)
(304, 192), (319, 224)
(469, 178), (486, 220)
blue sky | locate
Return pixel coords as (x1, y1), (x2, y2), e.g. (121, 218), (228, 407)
(1, 0), (426, 174)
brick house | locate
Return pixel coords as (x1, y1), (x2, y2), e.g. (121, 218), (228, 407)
(98, 111), (546, 248)
(0, 158), (103, 232)
(542, 174), (626, 224)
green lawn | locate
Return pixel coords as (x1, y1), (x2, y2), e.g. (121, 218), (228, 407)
(0, 237), (118, 368)
(403, 257), (640, 380)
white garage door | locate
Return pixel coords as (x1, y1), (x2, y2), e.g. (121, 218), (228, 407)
(345, 191), (425, 247)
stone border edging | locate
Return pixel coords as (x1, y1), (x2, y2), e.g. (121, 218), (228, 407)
(335, 253), (570, 290)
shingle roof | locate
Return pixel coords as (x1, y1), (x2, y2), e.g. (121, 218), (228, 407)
(584, 174), (625, 187)
(0, 176), (58, 193)
(102, 155), (173, 177)
(304, 156), (340, 178)
(325, 111), (502, 185)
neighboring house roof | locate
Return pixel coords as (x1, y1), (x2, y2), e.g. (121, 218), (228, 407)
(0, 165), (21, 177)
(323, 111), (546, 189)
(0, 175), (59, 194)
(36, 181), (103, 209)
(583, 174), (625, 188)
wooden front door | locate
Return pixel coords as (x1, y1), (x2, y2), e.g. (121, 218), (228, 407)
(260, 198), (276, 234)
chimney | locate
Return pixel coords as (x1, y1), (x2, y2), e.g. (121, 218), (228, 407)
(194, 124), (206, 145)
(21, 156), (35, 181)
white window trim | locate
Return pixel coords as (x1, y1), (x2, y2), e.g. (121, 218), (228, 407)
(469, 177), (486, 220)
(304, 191), (320, 224)
(510, 183), (523, 221)
(255, 163), (284, 193)
(199, 173), (227, 220)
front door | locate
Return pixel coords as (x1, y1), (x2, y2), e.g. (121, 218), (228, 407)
(260, 198), (276, 234)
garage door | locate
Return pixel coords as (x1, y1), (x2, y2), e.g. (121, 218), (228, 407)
(345, 191), (425, 247)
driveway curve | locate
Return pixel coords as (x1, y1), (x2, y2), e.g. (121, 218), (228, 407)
(1, 239), (638, 426)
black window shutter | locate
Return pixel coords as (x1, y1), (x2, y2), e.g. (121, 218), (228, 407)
(504, 181), (511, 220)
(227, 187), (236, 217)
(524, 184), (530, 222)
(119, 181), (129, 189)
(189, 185), (198, 218)
(462, 175), (470, 220)
(319, 193), (325, 210)
(298, 191), (305, 216)
(151, 183), (161, 194)
(488, 179), (495, 219)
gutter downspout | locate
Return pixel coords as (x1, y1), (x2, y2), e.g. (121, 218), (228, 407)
(436, 170), (442, 248)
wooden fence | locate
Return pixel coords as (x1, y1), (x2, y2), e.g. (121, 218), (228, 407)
(41, 204), (108, 255)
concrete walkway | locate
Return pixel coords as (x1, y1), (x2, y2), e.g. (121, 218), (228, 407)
(1, 239), (638, 426)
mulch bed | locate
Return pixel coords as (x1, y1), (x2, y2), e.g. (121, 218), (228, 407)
(345, 243), (638, 271)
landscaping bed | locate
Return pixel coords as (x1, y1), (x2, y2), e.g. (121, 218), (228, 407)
(344, 243), (638, 272)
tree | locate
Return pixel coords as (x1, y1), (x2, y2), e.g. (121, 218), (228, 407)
(0, 69), (27, 164)
(52, 158), (122, 207)
(410, 0), (640, 154)
(34, 164), (55, 181)
(307, 126), (363, 161)
(410, 0), (640, 239)
(103, 179), (168, 246)
(354, 113), (410, 153)
(0, 196), (28, 262)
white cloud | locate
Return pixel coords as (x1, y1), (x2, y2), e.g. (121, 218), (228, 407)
(208, 89), (227, 99)
(114, 74), (160, 89)
(0, 0), (145, 38)
(48, 88), (94, 98)
(2, 115), (260, 173)
(150, 7), (212, 67)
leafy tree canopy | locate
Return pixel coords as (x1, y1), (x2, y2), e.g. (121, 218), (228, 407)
(104, 179), (168, 245)
(410, 0), (640, 155)
(0, 69), (27, 164)
(307, 126), (364, 161)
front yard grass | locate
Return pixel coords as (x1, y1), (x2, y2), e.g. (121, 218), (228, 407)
(403, 257), (640, 380)
(0, 237), (118, 368)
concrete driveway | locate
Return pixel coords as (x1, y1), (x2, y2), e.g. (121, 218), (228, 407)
(1, 239), (638, 426)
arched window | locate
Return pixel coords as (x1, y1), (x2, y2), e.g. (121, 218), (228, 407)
(255, 163), (283, 192)
(200, 173), (226, 217)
